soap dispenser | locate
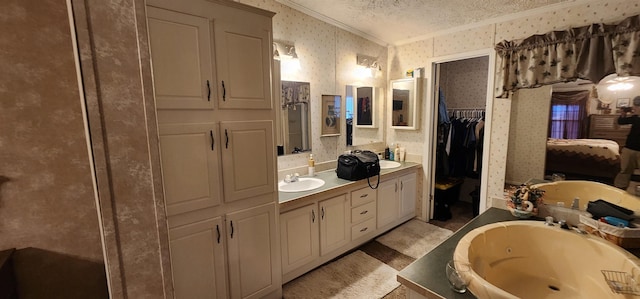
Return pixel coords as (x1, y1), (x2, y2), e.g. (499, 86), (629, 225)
(308, 154), (315, 176)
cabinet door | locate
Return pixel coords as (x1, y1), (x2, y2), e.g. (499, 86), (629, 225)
(159, 123), (221, 216)
(399, 173), (417, 218)
(213, 9), (272, 109)
(377, 178), (398, 228)
(169, 217), (227, 299)
(147, 6), (214, 110)
(220, 121), (275, 202)
(226, 203), (279, 299)
(319, 194), (349, 255)
(280, 204), (319, 275)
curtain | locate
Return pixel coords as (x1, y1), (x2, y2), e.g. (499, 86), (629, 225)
(495, 14), (640, 98)
(548, 90), (589, 139)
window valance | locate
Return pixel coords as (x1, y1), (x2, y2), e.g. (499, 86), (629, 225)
(495, 14), (640, 98)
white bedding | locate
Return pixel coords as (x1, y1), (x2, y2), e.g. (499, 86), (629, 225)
(546, 138), (620, 161)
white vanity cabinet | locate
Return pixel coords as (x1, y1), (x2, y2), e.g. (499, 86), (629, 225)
(279, 167), (419, 284)
(146, 6), (214, 110)
(280, 204), (319, 274)
(168, 216), (227, 299)
(350, 186), (377, 241)
(319, 194), (350, 255)
(147, 0), (272, 110)
(378, 173), (417, 230)
(220, 120), (275, 203)
(158, 123), (222, 216)
(147, 0), (280, 298)
(226, 203), (279, 299)
(399, 173), (417, 218)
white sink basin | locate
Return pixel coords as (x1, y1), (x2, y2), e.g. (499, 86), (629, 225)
(379, 160), (401, 169)
(278, 177), (325, 193)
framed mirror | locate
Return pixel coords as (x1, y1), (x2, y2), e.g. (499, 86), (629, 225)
(279, 81), (311, 155)
(391, 78), (419, 130)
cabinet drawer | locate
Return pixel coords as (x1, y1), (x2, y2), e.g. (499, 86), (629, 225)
(351, 187), (376, 207)
(351, 201), (376, 224)
(351, 218), (376, 240)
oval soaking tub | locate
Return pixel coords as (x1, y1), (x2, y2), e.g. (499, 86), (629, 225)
(453, 221), (640, 299)
(533, 180), (640, 215)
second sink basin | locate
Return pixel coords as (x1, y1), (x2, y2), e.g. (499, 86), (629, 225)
(278, 177), (325, 193)
(379, 160), (401, 169)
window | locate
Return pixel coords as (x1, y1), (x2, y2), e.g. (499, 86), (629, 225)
(548, 90), (589, 139)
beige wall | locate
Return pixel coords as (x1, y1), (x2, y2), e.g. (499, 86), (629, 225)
(393, 0), (640, 207)
(239, 0), (388, 173)
(440, 57), (489, 109)
(0, 0), (103, 262)
(506, 87), (552, 185)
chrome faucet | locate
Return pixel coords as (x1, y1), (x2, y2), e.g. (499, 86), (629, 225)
(284, 173), (300, 183)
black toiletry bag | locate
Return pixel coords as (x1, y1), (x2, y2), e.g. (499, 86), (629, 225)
(336, 150), (380, 189)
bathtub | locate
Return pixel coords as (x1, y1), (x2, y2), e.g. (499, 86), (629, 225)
(453, 221), (640, 299)
(532, 180), (640, 215)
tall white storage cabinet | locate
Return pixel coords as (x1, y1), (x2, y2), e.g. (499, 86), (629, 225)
(147, 0), (281, 298)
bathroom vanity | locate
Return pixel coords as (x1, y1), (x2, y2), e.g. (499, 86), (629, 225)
(278, 162), (420, 283)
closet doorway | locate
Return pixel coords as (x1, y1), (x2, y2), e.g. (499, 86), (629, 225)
(422, 49), (495, 229)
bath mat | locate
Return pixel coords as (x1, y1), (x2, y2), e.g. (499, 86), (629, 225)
(375, 219), (453, 259)
(283, 250), (400, 299)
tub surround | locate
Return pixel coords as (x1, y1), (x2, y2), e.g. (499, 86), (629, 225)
(398, 208), (514, 299)
(455, 221), (640, 298)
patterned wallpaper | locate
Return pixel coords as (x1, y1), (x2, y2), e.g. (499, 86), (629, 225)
(245, 0), (640, 209)
(239, 0), (387, 173)
(506, 86), (552, 184)
(440, 57), (489, 109)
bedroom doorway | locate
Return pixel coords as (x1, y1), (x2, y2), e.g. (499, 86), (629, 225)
(422, 49), (495, 227)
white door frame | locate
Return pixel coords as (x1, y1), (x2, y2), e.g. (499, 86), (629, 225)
(421, 48), (496, 220)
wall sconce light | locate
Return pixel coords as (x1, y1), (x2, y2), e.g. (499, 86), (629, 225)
(355, 54), (380, 78)
(275, 41), (300, 73)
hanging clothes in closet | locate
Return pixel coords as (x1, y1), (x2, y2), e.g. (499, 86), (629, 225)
(438, 108), (485, 179)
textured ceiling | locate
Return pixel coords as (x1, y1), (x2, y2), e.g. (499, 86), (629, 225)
(276, 0), (575, 45)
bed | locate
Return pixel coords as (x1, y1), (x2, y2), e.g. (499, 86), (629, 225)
(545, 138), (621, 182)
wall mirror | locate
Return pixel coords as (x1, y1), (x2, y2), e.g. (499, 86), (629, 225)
(506, 75), (640, 197)
(390, 78), (419, 130)
(345, 85), (383, 146)
(279, 81), (311, 155)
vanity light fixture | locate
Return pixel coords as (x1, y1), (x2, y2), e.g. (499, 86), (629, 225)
(275, 41), (300, 72)
(356, 54), (380, 78)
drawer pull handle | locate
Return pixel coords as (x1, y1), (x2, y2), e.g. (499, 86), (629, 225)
(360, 210), (368, 215)
(360, 194), (368, 198)
(360, 227), (368, 232)
(312, 209), (315, 223)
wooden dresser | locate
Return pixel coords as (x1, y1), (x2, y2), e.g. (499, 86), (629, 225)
(588, 114), (631, 147)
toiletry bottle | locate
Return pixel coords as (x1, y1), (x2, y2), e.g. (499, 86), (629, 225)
(384, 147), (390, 160)
(308, 154), (315, 176)
(394, 144), (400, 162)
(389, 143), (395, 161)
(399, 147), (406, 162)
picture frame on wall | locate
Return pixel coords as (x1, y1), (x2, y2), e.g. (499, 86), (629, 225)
(321, 94), (341, 136)
(617, 98), (630, 108)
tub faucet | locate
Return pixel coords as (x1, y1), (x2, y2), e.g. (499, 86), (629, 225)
(284, 173), (299, 183)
